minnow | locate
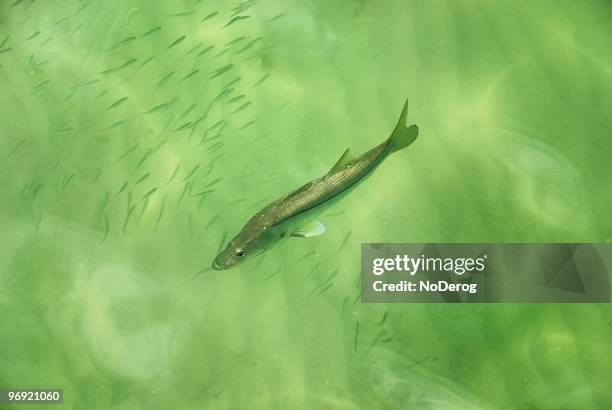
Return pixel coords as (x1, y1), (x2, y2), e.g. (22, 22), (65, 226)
(140, 55), (155, 68)
(223, 15), (250, 28)
(213, 99), (418, 270)
(144, 97), (177, 114)
(156, 71), (174, 88)
(227, 94), (245, 104)
(252, 73), (269, 88)
(170, 11), (194, 17)
(196, 45), (214, 57)
(166, 35), (186, 49)
(154, 195), (167, 230)
(269, 13), (286, 23)
(100, 58), (137, 74)
(201, 12), (218, 22)
(106, 97), (128, 110)
(232, 101), (251, 114)
(186, 43), (203, 55)
(179, 103), (197, 120)
(141, 26), (162, 37)
(210, 64), (233, 79)
(180, 69), (199, 81)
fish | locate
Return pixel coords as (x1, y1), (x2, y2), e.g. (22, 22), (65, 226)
(212, 99), (418, 270)
(166, 35), (186, 49)
(141, 26), (162, 37)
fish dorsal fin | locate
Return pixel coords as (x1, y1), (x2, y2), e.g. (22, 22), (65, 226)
(329, 148), (355, 174)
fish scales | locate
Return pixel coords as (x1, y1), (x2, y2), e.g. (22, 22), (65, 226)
(271, 142), (389, 223)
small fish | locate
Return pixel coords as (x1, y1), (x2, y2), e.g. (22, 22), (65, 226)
(223, 15), (250, 28)
(235, 45), (252, 55)
(269, 13), (286, 22)
(206, 119), (224, 132)
(53, 17), (69, 27)
(193, 189), (215, 198)
(98, 214), (110, 245)
(337, 230), (352, 253)
(100, 58), (137, 74)
(252, 73), (269, 88)
(137, 148), (153, 167)
(39, 37), (53, 47)
(156, 71), (175, 88)
(214, 48), (229, 58)
(108, 120), (124, 130)
(0, 34), (10, 49)
(92, 169), (102, 183)
(196, 45), (214, 57)
(93, 89), (108, 101)
(184, 164), (200, 181)
(118, 142), (139, 160)
(141, 26), (162, 37)
(106, 97), (127, 110)
(231, 0), (255, 16)
(9, 139), (25, 157)
(170, 11), (194, 17)
(117, 36), (136, 44)
(354, 322), (360, 352)
(206, 214), (219, 229)
(179, 103), (197, 120)
(202, 177), (223, 189)
(210, 64), (234, 79)
(213, 99), (418, 270)
(226, 94), (246, 104)
(174, 121), (192, 132)
(144, 97), (177, 114)
(180, 69), (200, 81)
(166, 35), (186, 49)
(379, 310), (388, 325)
(154, 194), (167, 230)
(167, 164), (181, 184)
(116, 181), (129, 196)
(226, 36), (245, 46)
(143, 187), (157, 198)
(238, 120), (255, 130)
(95, 192), (110, 226)
(186, 43), (203, 55)
(135, 173), (150, 184)
(122, 204), (136, 236)
(232, 101), (251, 114)
(201, 11), (218, 22)
(33, 79), (50, 90)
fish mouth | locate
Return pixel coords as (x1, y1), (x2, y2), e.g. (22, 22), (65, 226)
(212, 259), (231, 270)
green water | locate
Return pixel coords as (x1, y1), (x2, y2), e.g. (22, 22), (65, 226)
(1, 1), (612, 408)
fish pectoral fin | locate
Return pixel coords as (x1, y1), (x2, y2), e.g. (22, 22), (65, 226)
(328, 148), (355, 173)
(291, 221), (326, 238)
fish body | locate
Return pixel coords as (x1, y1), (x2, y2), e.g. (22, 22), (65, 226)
(213, 100), (419, 270)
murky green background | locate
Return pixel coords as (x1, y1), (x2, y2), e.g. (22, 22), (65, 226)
(1, 1), (611, 408)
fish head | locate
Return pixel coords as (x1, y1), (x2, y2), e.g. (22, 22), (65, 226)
(212, 240), (252, 270)
(212, 222), (272, 270)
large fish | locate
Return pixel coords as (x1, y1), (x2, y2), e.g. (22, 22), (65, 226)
(212, 99), (419, 270)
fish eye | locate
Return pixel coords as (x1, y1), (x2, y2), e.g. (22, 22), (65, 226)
(235, 250), (245, 257)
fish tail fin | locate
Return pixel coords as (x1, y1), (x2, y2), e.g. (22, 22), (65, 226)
(388, 99), (419, 153)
